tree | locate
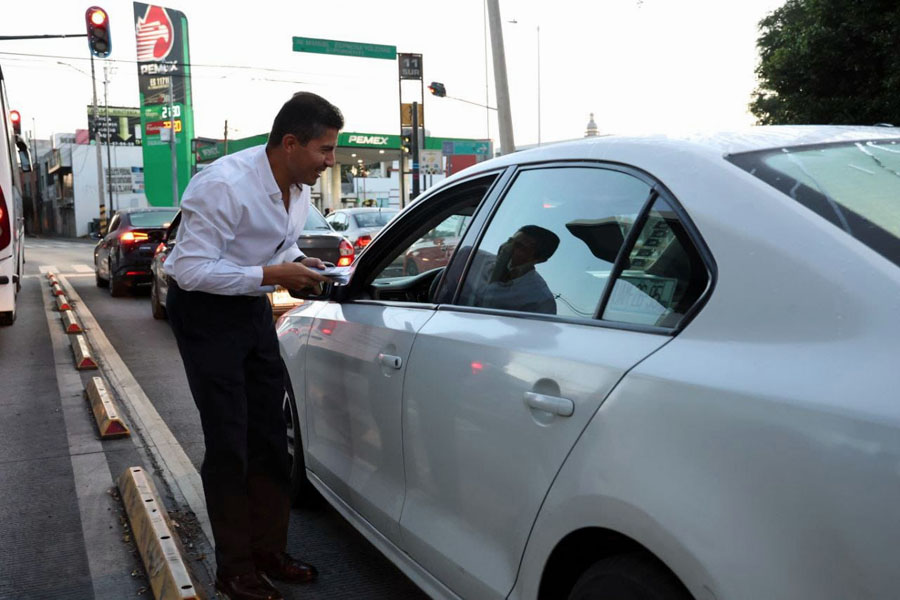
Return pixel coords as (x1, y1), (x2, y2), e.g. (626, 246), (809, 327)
(751, 0), (900, 125)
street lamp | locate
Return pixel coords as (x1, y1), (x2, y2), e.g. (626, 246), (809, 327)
(508, 19), (541, 146)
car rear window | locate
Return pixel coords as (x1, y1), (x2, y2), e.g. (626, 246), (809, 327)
(304, 208), (331, 231)
(129, 210), (178, 228)
(728, 140), (900, 268)
(354, 210), (397, 228)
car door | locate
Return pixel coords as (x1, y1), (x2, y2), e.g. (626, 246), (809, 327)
(96, 213), (121, 278)
(303, 176), (499, 546)
(398, 165), (710, 600)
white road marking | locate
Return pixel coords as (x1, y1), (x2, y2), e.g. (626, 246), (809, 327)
(59, 275), (214, 547)
(38, 265), (58, 274)
(72, 264), (94, 273)
(41, 278), (141, 599)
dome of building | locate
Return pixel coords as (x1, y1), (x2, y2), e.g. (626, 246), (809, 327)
(585, 113), (599, 137)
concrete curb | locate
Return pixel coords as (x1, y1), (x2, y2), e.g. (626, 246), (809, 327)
(117, 467), (201, 600)
(71, 334), (98, 370)
(85, 376), (131, 438)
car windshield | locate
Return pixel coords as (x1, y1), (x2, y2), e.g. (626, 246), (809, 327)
(303, 208), (331, 231)
(728, 139), (900, 268)
(354, 210), (397, 228)
(129, 210), (179, 228)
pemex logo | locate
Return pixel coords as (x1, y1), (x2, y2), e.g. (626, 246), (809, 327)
(135, 5), (174, 62)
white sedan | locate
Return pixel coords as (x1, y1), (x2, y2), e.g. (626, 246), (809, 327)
(277, 126), (900, 600)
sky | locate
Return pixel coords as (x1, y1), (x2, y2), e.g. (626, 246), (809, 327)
(1, 0), (787, 149)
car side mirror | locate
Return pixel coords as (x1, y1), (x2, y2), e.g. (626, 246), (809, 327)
(288, 281), (347, 303)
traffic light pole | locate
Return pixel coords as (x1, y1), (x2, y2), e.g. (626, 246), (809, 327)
(411, 101), (420, 200)
(89, 54), (107, 234)
(168, 64), (179, 207)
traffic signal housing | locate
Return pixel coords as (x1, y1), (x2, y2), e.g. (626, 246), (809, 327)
(9, 110), (21, 135)
(401, 131), (412, 154)
(428, 82), (447, 97)
(85, 6), (112, 58)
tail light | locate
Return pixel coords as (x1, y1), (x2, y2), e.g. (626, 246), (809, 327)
(337, 238), (354, 267)
(154, 242), (165, 255)
(355, 235), (372, 249)
(0, 187), (10, 251)
(120, 231), (149, 245)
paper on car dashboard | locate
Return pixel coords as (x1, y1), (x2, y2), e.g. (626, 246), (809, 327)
(318, 265), (351, 284)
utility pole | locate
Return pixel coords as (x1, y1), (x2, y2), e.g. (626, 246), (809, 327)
(223, 120), (229, 155)
(103, 63), (114, 212)
(89, 54), (107, 234)
(167, 64), (178, 206)
(411, 101), (420, 199)
(486, 0), (515, 155)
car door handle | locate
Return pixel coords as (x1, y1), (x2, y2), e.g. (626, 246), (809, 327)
(524, 392), (574, 417)
(378, 353), (402, 369)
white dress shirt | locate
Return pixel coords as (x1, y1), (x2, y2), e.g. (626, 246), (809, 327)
(164, 144), (308, 295)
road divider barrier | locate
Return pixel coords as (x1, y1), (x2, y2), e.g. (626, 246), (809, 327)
(61, 310), (83, 333)
(71, 334), (98, 370)
(117, 467), (200, 600)
(85, 377), (130, 438)
(51, 282), (64, 296)
(55, 294), (72, 312)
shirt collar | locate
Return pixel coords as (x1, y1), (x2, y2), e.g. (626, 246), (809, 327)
(256, 145), (284, 203)
(255, 145), (306, 206)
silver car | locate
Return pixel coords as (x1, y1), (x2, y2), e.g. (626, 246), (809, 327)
(325, 206), (398, 252)
(278, 126), (900, 600)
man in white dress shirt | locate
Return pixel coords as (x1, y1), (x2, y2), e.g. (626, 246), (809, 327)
(165, 92), (340, 600)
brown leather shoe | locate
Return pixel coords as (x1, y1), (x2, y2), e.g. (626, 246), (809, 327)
(215, 572), (283, 600)
(253, 551), (318, 584)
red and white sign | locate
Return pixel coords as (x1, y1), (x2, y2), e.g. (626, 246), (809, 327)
(135, 5), (174, 62)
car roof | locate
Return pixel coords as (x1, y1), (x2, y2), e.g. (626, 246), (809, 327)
(445, 125), (900, 183)
(337, 207), (399, 214)
(117, 206), (180, 214)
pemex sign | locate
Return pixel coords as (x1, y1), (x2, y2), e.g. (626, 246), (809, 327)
(133, 2), (195, 207)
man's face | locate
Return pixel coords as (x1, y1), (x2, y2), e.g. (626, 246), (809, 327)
(285, 127), (339, 186)
(505, 231), (538, 268)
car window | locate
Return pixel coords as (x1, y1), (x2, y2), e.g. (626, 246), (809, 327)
(602, 195), (709, 328)
(303, 207), (331, 231)
(354, 210), (397, 228)
(328, 213), (347, 231)
(130, 210), (178, 227)
(457, 167), (651, 317)
(107, 214), (121, 233)
(728, 140), (900, 268)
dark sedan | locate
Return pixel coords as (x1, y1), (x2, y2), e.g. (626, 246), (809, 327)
(94, 207), (179, 297)
(151, 206), (352, 319)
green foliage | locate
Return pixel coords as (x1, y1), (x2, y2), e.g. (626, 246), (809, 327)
(751, 0), (900, 125)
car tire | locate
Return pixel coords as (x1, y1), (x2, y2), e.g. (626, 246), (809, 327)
(150, 277), (167, 320)
(95, 261), (109, 288)
(405, 260), (419, 276)
(283, 368), (321, 508)
(109, 260), (127, 297)
(568, 553), (692, 600)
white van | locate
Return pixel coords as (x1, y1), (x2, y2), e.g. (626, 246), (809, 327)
(0, 65), (29, 326)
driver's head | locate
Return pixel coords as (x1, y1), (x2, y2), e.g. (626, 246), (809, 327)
(509, 225), (560, 267)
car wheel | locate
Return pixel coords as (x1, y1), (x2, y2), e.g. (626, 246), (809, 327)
(150, 277), (167, 320)
(405, 260), (419, 276)
(283, 368), (321, 507)
(568, 553), (692, 600)
(95, 260), (109, 288)
(109, 259), (127, 297)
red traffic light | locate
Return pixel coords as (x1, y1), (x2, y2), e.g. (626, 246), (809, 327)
(85, 6), (112, 58)
(9, 110), (21, 135)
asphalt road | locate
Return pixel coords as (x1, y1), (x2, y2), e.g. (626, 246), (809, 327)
(3, 236), (427, 600)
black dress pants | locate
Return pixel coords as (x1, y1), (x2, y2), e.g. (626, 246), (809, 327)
(166, 280), (290, 578)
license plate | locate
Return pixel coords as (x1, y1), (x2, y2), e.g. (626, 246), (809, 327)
(271, 290), (296, 306)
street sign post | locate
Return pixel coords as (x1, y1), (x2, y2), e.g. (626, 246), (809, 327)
(292, 36), (396, 60)
(398, 53), (423, 79)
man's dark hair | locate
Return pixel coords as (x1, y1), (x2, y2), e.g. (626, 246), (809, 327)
(267, 92), (344, 147)
(519, 225), (560, 262)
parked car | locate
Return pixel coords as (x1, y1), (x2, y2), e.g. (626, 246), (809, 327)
(325, 206), (398, 251)
(150, 206), (350, 319)
(278, 126), (900, 600)
(94, 207), (178, 297)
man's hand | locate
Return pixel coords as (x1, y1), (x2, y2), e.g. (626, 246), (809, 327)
(261, 261), (329, 293)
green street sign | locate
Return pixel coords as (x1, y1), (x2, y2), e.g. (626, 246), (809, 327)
(292, 36), (396, 60)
